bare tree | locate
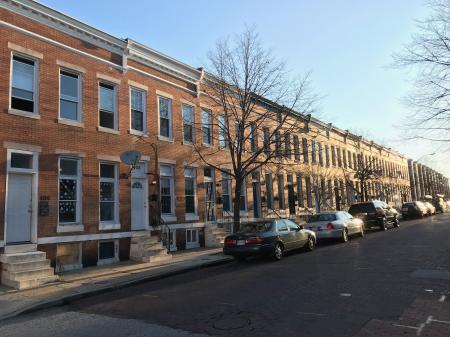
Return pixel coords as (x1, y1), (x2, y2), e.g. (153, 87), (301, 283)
(192, 28), (317, 231)
(302, 163), (335, 213)
(393, 0), (450, 147)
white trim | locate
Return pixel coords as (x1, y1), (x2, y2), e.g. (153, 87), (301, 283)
(128, 129), (148, 137)
(127, 80), (148, 91)
(185, 214), (200, 221)
(141, 155), (150, 161)
(38, 231), (132, 244)
(180, 98), (196, 106)
(156, 90), (173, 99)
(3, 141), (41, 152)
(97, 126), (120, 135)
(57, 224), (84, 233)
(0, 20), (123, 70)
(8, 42), (43, 59)
(58, 157), (82, 227)
(129, 86), (147, 134)
(158, 158), (176, 164)
(8, 108), (40, 119)
(199, 103), (213, 110)
(58, 119), (84, 128)
(97, 154), (121, 162)
(59, 68), (82, 123)
(56, 59), (86, 73)
(128, 65), (197, 95)
(162, 215), (177, 222)
(55, 149), (86, 157)
(151, 223), (205, 230)
(99, 223), (121, 230)
(185, 228), (200, 249)
(97, 73), (121, 85)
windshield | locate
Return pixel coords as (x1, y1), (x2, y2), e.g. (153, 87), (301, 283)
(308, 214), (337, 223)
(349, 203), (374, 213)
(239, 222), (274, 233)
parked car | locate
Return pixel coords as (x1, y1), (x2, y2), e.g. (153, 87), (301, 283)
(348, 200), (399, 231)
(223, 219), (316, 261)
(401, 201), (428, 219)
(432, 197), (446, 213)
(423, 202), (436, 215)
(306, 211), (364, 242)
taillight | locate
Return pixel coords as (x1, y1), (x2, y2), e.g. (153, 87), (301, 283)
(245, 237), (264, 245)
(326, 223), (335, 230)
(224, 238), (236, 246)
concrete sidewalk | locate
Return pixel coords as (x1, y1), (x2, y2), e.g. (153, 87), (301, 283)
(0, 248), (233, 322)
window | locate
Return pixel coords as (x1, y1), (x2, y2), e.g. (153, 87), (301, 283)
(182, 104), (195, 143)
(293, 135), (300, 161)
(184, 167), (196, 214)
(59, 158), (80, 224)
(160, 165), (174, 214)
(60, 70), (80, 121)
(204, 167), (216, 221)
(130, 87), (146, 132)
(98, 240), (117, 261)
(311, 140), (316, 163)
(342, 150), (347, 169)
(221, 170), (232, 212)
(159, 96), (172, 138)
(296, 175), (304, 207)
(99, 163), (117, 223)
(201, 108), (212, 145)
(265, 173), (274, 210)
(305, 176), (313, 208)
(276, 220), (288, 232)
(302, 138), (308, 163)
(186, 229), (199, 248)
(263, 127), (270, 156)
(348, 151), (352, 169)
(277, 174), (285, 209)
(10, 152), (33, 169)
(250, 123), (258, 152)
(331, 145), (336, 166)
(325, 145), (330, 167)
(318, 143), (323, 166)
(99, 83), (116, 129)
(328, 180), (334, 207)
(218, 115), (229, 149)
(11, 55), (37, 113)
(284, 132), (291, 159)
(275, 131), (282, 158)
(235, 122), (243, 150)
(321, 177), (326, 208)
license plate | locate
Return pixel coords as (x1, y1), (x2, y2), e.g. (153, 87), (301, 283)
(237, 240), (245, 246)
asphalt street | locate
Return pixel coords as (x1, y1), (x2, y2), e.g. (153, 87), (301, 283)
(1, 213), (450, 337)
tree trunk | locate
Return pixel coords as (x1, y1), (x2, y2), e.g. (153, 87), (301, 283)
(233, 179), (242, 233)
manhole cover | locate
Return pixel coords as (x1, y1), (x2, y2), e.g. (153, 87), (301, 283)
(213, 316), (250, 330)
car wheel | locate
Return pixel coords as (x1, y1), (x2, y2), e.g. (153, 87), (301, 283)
(380, 218), (388, 231)
(305, 236), (315, 251)
(273, 242), (284, 261)
(341, 229), (349, 243)
(393, 217), (400, 228)
(359, 225), (365, 237)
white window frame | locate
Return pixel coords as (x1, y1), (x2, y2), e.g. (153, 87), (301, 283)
(58, 157), (82, 226)
(182, 103), (195, 144)
(221, 170), (232, 214)
(98, 82), (117, 130)
(186, 228), (200, 249)
(99, 162), (119, 229)
(184, 167), (197, 217)
(158, 96), (173, 140)
(218, 115), (229, 149)
(97, 239), (119, 266)
(59, 68), (82, 123)
(160, 164), (175, 216)
(9, 52), (39, 116)
(130, 86), (147, 134)
(201, 108), (212, 146)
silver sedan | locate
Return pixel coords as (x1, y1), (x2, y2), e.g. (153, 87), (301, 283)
(305, 211), (365, 242)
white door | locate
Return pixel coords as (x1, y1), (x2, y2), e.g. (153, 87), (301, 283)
(6, 173), (33, 243)
(131, 178), (148, 230)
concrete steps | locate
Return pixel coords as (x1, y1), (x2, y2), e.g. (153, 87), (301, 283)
(205, 225), (231, 248)
(0, 250), (58, 290)
(130, 233), (172, 263)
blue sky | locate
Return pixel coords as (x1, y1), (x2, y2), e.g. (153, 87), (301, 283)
(39, 0), (448, 175)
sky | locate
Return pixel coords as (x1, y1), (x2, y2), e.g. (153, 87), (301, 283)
(39, 0), (448, 176)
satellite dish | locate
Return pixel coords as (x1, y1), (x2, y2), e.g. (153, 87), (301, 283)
(120, 150), (142, 165)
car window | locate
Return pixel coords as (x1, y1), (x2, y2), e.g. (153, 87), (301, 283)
(344, 212), (353, 219)
(285, 220), (299, 231)
(240, 222), (274, 233)
(348, 203), (374, 213)
(307, 214), (337, 222)
(276, 220), (288, 232)
(373, 201), (384, 209)
(336, 212), (348, 220)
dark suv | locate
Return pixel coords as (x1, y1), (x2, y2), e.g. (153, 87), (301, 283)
(348, 200), (399, 231)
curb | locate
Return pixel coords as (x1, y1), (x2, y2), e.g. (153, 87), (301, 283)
(0, 256), (234, 323)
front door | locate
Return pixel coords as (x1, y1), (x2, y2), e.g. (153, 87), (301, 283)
(6, 173), (32, 243)
(131, 178), (148, 230)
